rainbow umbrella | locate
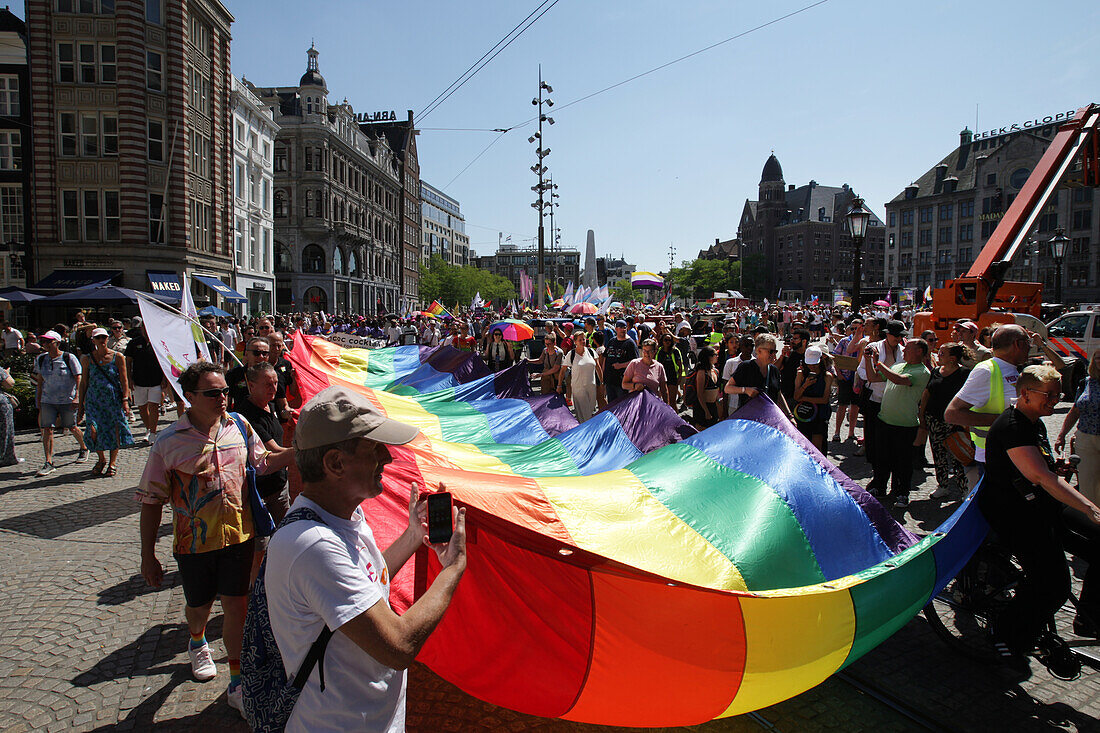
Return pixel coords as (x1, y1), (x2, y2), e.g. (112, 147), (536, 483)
(570, 302), (597, 315)
(488, 319), (535, 341)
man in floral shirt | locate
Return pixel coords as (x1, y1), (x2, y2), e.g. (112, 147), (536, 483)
(137, 361), (294, 714)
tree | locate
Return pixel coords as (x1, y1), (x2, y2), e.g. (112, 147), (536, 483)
(611, 280), (641, 304)
(419, 255), (516, 308)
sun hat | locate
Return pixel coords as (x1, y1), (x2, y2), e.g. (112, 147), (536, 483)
(293, 386), (419, 450)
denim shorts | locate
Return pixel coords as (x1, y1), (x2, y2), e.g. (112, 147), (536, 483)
(39, 403), (77, 429)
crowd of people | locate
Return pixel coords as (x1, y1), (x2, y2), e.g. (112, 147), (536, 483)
(0, 297), (1097, 720)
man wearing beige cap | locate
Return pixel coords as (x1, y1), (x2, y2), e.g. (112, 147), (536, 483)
(264, 386), (467, 733)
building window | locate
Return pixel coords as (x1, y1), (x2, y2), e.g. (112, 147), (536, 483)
(100, 44), (116, 83)
(274, 190), (287, 218)
(1072, 209), (1091, 231)
(57, 0), (114, 11)
(0, 185), (23, 246)
(262, 179), (270, 212)
(78, 43), (96, 83)
(249, 225), (258, 270)
(0, 76), (18, 116)
(901, 209), (913, 226)
(58, 43), (75, 83)
(149, 193), (164, 243)
(959, 199), (974, 218)
(938, 226), (952, 245)
(1037, 212), (1058, 232)
(263, 229), (271, 273)
(919, 229), (932, 246)
(59, 112), (76, 156)
(147, 120), (164, 161)
(101, 114), (118, 155)
(0, 132), (20, 170)
(83, 190), (99, 240)
(919, 206), (933, 223)
(234, 218), (244, 267)
(939, 204), (953, 220)
(190, 199), (210, 252)
(104, 190), (119, 241)
(304, 190), (313, 217)
(302, 244), (325, 273)
(146, 0), (162, 24)
(959, 223), (973, 242)
(275, 145), (287, 172)
(189, 66), (210, 116)
(61, 190), (79, 240)
(81, 113), (98, 156)
(234, 162), (244, 199)
(191, 131), (210, 178)
(980, 220), (997, 239)
(190, 16), (212, 57)
(146, 50), (162, 91)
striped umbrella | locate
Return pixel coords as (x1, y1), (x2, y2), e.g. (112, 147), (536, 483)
(488, 319), (535, 341)
(570, 302), (597, 315)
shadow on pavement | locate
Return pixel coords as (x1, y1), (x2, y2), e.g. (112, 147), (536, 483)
(72, 616), (223, 687)
(97, 571), (180, 606)
(0, 486), (139, 538)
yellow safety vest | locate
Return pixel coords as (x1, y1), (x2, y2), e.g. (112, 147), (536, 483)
(969, 359), (1007, 451)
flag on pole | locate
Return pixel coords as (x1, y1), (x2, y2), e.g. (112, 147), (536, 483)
(923, 285), (932, 303)
(563, 281), (574, 306)
(886, 288), (892, 303)
(178, 275), (211, 364)
(546, 283), (553, 300)
(597, 297), (612, 316)
(426, 300), (454, 320)
(136, 293), (208, 403)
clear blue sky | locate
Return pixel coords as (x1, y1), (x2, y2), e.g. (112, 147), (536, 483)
(30, 1), (1100, 273)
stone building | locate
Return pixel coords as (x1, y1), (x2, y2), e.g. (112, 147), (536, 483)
(26, 0), (239, 303)
(732, 154), (885, 302)
(476, 243), (580, 294)
(230, 74), (277, 313)
(0, 8), (31, 291)
(248, 44), (404, 315)
(884, 115), (1099, 303)
(365, 112), (421, 311)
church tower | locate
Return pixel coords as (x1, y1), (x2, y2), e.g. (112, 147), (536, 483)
(298, 43), (328, 115)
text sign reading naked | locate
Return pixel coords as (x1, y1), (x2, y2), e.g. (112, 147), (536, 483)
(356, 111), (396, 123)
(973, 110), (1077, 140)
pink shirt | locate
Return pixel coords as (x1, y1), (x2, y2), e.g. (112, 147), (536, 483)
(623, 358), (667, 393)
(137, 412), (270, 555)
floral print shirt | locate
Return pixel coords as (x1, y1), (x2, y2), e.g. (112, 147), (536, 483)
(137, 412), (270, 555)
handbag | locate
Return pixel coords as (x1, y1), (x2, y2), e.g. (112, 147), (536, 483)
(229, 412), (277, 537)
(945, 430), (976, 467)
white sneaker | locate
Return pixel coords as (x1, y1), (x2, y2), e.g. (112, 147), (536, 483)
(227, 684), (243, 716)
(36, 461), (56, 477)
(188, 642), (217, 681)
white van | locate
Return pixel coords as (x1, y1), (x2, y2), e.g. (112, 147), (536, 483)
(1046, 307), (1099, 393)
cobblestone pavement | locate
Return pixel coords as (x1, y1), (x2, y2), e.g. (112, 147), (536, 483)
(1, 399), (1097, 732)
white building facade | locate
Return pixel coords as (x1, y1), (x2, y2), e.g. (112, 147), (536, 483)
(421, 180), (469, 266)
(231, 75), (279, 314)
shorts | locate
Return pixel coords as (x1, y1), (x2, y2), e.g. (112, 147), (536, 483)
(39, 403), (77, 429)
(836, 379), (855, 405)
(174, 538), (255, 607)
(133, 384), (163, 406)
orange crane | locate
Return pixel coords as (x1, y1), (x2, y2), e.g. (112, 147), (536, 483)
(914, 103), (1100, 338)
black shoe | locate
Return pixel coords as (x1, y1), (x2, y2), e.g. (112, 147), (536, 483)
(989, 632), (1031, 679)
(1034, 631), (1081, 680)
(1072, 614), (1098, 638)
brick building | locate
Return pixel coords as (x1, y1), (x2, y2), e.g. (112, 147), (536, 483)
(884, 117), (1099, 303)
(26, 0), (239, 305)
(731, 154), (885, 302)
(0, 9), (31, 290)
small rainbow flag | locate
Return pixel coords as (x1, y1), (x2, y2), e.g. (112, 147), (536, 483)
(426, 300), (454, 320)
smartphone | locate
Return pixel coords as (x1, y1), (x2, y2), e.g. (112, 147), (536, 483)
(426, 492), (453, 544)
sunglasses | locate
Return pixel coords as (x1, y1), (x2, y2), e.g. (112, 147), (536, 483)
(111, 326), (123, 330)
(194, 387), (230, 398)
(250, 350), (270, 356)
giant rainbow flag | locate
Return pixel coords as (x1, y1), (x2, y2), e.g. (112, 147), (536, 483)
(286, 335), (988, 727)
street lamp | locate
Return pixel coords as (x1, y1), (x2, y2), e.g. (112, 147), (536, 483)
(1049, 226), (1069, 304)
(845, 196), (871, 311)
(530, 67), (554, 309)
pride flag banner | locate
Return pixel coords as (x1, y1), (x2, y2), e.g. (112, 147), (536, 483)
(285, 336), (987, 727)
(631, 271), (664, 289)
(425, 300), (453, 320)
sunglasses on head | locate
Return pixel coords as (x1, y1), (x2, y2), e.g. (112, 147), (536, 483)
(194, 387), (230, 398)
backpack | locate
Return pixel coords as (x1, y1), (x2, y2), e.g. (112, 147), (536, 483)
(682, 367), (699, 407)
(241, 507), (334, 732)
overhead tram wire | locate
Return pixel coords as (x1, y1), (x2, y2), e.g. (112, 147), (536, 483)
(417, 0), (560, 124)
(440, 0), (830, 188)
(505, 0), (830, 129)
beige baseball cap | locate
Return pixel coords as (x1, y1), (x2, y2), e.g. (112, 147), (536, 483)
(293, 386), (419, 450)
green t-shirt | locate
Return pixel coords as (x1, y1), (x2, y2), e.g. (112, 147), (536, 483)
(878, 362), (931, 427)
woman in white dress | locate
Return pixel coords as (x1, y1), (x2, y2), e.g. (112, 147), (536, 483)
(559, 337), (602, 422)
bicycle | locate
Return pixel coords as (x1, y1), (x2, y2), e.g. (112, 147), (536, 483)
(924, 528), (1100, 679)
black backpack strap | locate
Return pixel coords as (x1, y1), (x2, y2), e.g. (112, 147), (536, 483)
(277, 505), (334, 691)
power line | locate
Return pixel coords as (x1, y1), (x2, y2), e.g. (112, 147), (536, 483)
(442, 132), (508, 190)
(507, 0), (830, 129)
(417, 0), (560, 123)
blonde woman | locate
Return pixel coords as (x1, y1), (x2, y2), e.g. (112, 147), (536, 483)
(1056, 350), (1100, 504)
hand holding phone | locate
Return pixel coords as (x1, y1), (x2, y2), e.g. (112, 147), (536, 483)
(427, 491), (453, 544)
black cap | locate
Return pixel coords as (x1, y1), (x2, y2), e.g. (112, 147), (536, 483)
(885, 320), (907, 336)
(615, 320), (627, 328)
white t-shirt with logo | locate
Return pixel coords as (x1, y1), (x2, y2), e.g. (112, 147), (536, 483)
(265, 495), (405, 733)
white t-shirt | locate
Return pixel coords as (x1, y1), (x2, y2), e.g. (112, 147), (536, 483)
(265, 496), (405, 733)
(855, 340), (904, 404)
(218, 328), (236, 352)
(563, 348), (598, 388)
(2, 328), (22, 348)
(953, 356), (1019, 462)
(722, 355), (748, 411)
